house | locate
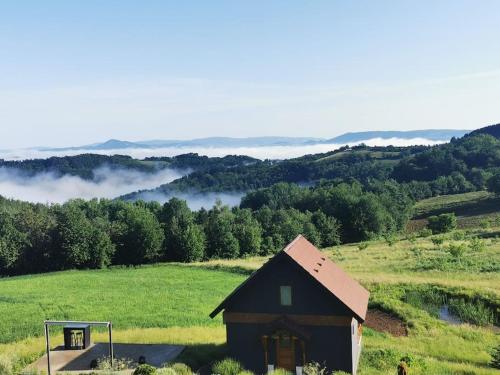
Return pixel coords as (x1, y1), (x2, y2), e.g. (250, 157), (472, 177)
(210, 235), (370, 375)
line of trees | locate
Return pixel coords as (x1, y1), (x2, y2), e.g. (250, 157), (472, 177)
(0, 179), (412, 276)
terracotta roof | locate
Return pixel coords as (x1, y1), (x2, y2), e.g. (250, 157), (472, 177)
(283, 235), (369, 321)
(210, 235), (370, 321)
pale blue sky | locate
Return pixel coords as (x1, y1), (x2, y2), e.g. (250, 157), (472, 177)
(0, 1), (499, 148)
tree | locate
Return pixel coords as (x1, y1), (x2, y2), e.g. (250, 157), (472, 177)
(487, 172), (500, 195)
(113, 204), (164, 265)
(205, 206), (240, 259)
(427, 213), (457, 234)
(160, 198), (205, 262)
(14, 205), (56, 274)
(0, 212), (27, 274)
(302, 222), (321, 246)
(54, 203), (115, 269)
(232, 208), (262, 256)
(311, 211), (341, 247)
(351, 195), (394, 240)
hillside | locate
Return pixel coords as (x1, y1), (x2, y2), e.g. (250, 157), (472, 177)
(468, 123), (500, 139)
(124, 131), (499, 200)
(0, 216), (498, 374)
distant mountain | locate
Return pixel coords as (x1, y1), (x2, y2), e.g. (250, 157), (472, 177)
(325, 129), (469, 143)
(40, 130), (468, 152)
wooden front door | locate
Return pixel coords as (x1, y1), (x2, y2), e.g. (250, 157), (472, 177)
(276, 332), (295, 371)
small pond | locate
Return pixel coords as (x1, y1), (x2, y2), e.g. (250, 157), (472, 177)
(438, 305), (463, 325)
(402, 288), (499, 327)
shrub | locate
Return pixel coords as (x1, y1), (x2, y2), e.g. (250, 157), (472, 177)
(409, 246), (422, 256)
(165, 363), (193, 375)
(157, 368), (178, 375)
(451, 230), (466, 240)
(269, 369), (293, 375)
(469, 237), (486, 252)
(134, 364), (157, 375)
(447, 243), (467, 258)
(212, 358), (244, 375)
(405, 232), (417, 243)
(357, 242), (369, 251)
(362, 348), (402, 370)
(427, 213), (457, 234)
(418, 228), (432, 238)
(384, 233), (398, 246)
(399, 354), (415, 367)
(431, 236), (445, 246)
(303, 361), (330, 375)
(490, 344), (500, 369)
(97, 356), (133, 371)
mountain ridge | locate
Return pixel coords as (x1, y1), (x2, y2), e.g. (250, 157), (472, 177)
(39, 129), (469, 151)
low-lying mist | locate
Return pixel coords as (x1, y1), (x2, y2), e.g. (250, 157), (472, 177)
(134, 190), (245, 210)
(1, 137), (444, 161)
(0, 167), (185, 204)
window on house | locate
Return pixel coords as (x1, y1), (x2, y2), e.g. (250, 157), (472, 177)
(280, 285), (292, 306)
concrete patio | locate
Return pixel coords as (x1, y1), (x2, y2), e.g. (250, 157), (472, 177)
(30, 343), (185, 373)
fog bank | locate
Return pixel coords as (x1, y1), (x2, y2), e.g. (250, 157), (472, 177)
(134, 190), (244, 210)
(0, 167), (184, 204)
(0, 137), (444, 161)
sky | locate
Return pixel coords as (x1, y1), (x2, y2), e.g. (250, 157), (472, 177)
(0, 1), (499, 149)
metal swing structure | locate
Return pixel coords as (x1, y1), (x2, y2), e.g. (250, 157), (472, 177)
(43, 320), (113, 375)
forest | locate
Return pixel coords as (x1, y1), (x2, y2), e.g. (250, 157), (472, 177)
(0, 180), (408, 275)
(0, 129), (499, 276)
(0, 153), (258, 179)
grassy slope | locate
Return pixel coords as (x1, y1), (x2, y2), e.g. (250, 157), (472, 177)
(412, 191), (500, 229)
(1, 192), (499, 374)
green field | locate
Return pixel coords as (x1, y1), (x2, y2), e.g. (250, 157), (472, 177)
(1, 193), (499, 374)
(0, 265), (245, 344)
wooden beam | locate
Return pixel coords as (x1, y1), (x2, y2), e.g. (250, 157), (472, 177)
(223, 312), (352, 326)
(261, 335), (269, 367)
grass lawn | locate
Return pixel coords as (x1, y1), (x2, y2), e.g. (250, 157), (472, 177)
(1, 192), (499, 374)
(0, 265), (244, 344)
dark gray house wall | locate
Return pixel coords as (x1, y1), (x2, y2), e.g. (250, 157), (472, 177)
(225, 254), (353, 316)
(222, 254), (357, 374)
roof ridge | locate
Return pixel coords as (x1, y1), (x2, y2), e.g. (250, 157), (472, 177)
(283, 234), (304, 253)
(283, 236), (369, 321)
(210, 234), (369, 321)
